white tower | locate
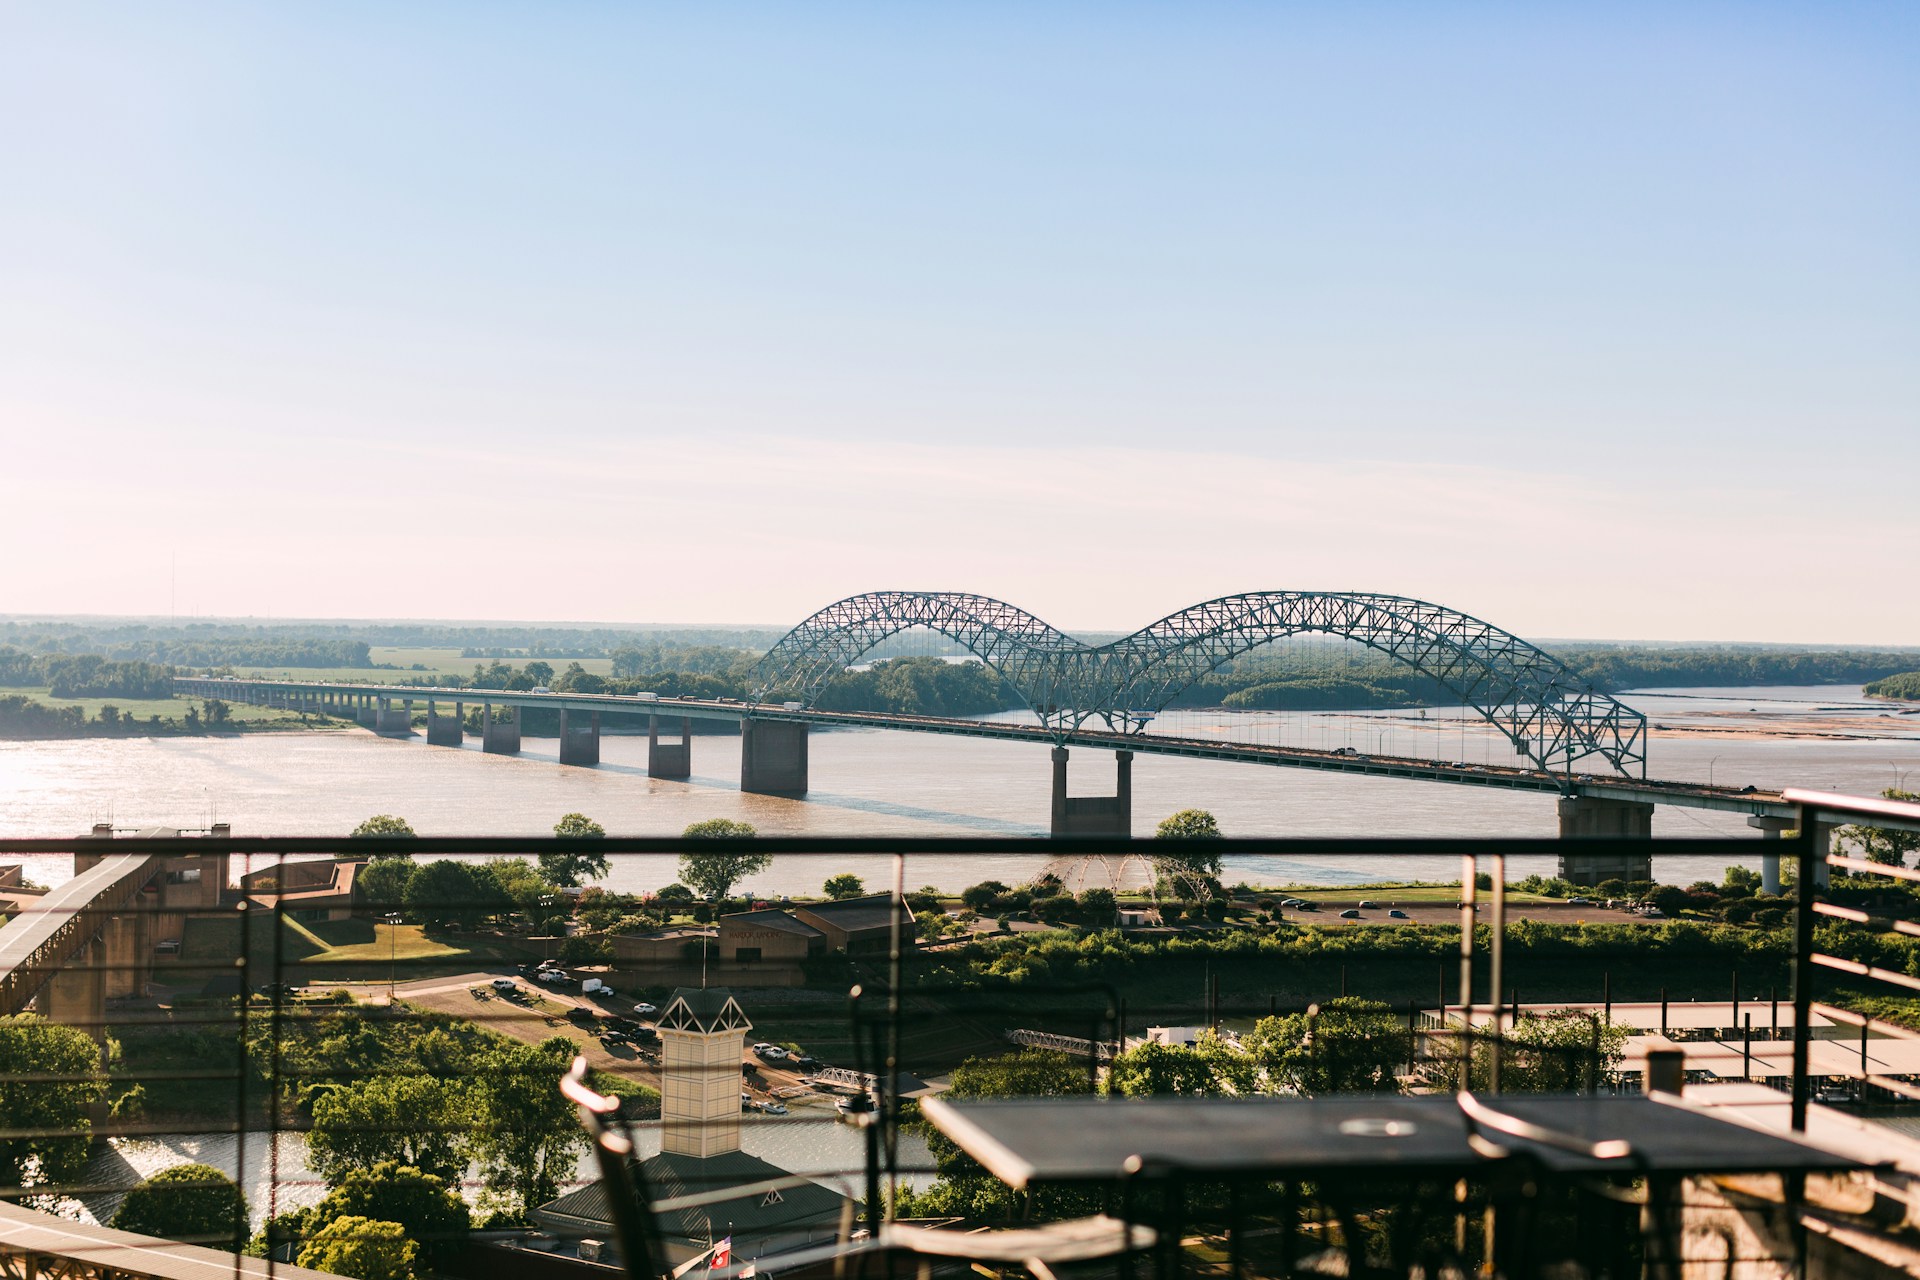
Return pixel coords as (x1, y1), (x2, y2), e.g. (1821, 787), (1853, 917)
(658, 988), (752, 1158)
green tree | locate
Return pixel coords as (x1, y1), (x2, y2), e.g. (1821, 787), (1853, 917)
(308, 1074), (470, 1184)
(297, 1216), (421, 1280)
(950, 1049), (1092, 1100)
(469, 1038), (582, 1213)
(110, 1163), (247, 1247)
(1438, 1011), (1630, 1093)
(203, 699), (231, 726)
(521, 661), (554, 686)
(1105, 1037), (1248, 1098)
(1834, 789), (1920, 868)
(1243, 998), (1406, 1096)
(823, 873), (866, 900)
(352, 815), (417, 861)
(357, 859), (415, 912)
(404, 859), (506, 929)
(1153, 808), (1224, 878)
(539, 813), (610, 888)
(677, 820), (771, 902)
(310, 1162), (469, 1266)
(0, 1015), (106, 1193)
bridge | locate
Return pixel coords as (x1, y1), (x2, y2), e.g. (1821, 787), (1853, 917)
(174, 589), (1818, 886)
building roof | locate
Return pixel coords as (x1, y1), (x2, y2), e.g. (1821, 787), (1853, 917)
(718, 909), (824, 939)
(662, 988), (752, 1034)
(538, 1151), (849, 1245)
(241, 857), (361, 904)
(792, 894), (905, 933)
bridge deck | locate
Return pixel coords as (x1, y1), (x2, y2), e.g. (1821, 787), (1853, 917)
(0, 1202), (339, 1280)
(174, 678), (1791, 816)
(0, 852), (149, 979)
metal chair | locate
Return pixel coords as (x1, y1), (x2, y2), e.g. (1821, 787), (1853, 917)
(562, 1057), (868, 1280)
(844, 982), (1156, 1279)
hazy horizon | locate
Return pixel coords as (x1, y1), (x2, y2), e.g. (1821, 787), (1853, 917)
(5, 609), (1918, 653)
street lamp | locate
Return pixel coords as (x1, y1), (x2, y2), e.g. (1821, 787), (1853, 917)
(385, 912), (403, 999)
(1708, 756), (1721, 788)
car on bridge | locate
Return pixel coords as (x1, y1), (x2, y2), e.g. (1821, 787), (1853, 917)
(1338, 909), (1362, 919)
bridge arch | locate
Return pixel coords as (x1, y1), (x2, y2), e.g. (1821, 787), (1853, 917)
(752, 590), (1647, 777)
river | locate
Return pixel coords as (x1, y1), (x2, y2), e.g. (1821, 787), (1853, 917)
(3, 684), (1918, 895)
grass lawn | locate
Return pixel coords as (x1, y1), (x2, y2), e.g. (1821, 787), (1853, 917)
(10, 687), (312, 727)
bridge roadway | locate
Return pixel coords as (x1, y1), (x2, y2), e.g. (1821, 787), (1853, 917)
(173, 676), (1793, 820)
(0, 850), (164, 1018)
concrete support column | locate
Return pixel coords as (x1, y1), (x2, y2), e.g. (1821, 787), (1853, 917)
(1050, 747), (1133, 837)
(482, 702), (521, 754)
(374, 696), (414, 737)
(560, 708), (601, 766)
(357, 693), (378, 727)
(648, 715), (692, 779)
(1749, 815), (1794, 895)
(1556, 796), (1655, 885)
(426, 698), (465, 747)
(104, 909), (153, 999)
(740, 718), (808, 796)
(39, 937), (108, 1046)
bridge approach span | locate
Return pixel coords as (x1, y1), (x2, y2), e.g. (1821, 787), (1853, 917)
(173, 677), (1787, 820)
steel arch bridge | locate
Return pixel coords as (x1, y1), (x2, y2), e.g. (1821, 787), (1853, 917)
(751, 591), (1648, 778)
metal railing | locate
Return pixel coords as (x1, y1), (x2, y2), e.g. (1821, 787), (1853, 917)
(0, 818), (1908, 1279)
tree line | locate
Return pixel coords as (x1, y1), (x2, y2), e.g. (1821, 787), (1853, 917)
(0, 649), (176, 697)
(1866, 671), (1920, 700)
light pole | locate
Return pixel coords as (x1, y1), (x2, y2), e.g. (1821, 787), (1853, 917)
(385, 912), (403, 1000)
(1708, 756), (1721, 788)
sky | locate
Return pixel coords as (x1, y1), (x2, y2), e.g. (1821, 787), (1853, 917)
(2, 3), (1915, 643)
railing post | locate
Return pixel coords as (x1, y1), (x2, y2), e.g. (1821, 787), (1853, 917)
(1790, 803), (1820, 1132)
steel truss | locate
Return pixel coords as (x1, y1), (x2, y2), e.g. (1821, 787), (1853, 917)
(752, 591), (1648, 778)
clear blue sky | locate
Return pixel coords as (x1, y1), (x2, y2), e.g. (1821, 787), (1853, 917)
(3, 3), (1915, 641)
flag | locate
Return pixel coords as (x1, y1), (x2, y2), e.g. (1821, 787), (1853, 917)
(709, 1238), (732, 1272)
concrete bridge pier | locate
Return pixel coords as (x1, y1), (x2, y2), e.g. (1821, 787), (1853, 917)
(482, 703), (521, 754)
(741, 718), (808, 796)
(1051, 747), (1132, 837)
(374, 697), (414, 737)
(356, 694), (379, 727)
(38, 936), (108, 1046)
(426, 699), (465, 747)
(648, 715), (692, 779)
(1556, 796), (1654, 885)
(559, 709), (601, 766)
(1749, 815), (1831, 891)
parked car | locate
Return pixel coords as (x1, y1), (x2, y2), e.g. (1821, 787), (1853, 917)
(755, 1045), (789, 1063)
(566, 1006), (597, 1024)
(1569, 897), (1594, 906)
(741, 1093), (755, 1112)
(598, 1031), (630, 1048)
(1281, 898), (1305, 909)
(1338, 909), (1362, 919)
(1388, 909), (1410, 920)
(789, 1053), (821, 1071)
(490, 978), (517, 992)
(632, 1002), (658, 1017)
(760, 1102), (789, 1116)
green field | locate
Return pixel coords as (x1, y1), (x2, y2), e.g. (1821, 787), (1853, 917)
(229, 646), (616, 684)
(9, 687), (314, 728)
